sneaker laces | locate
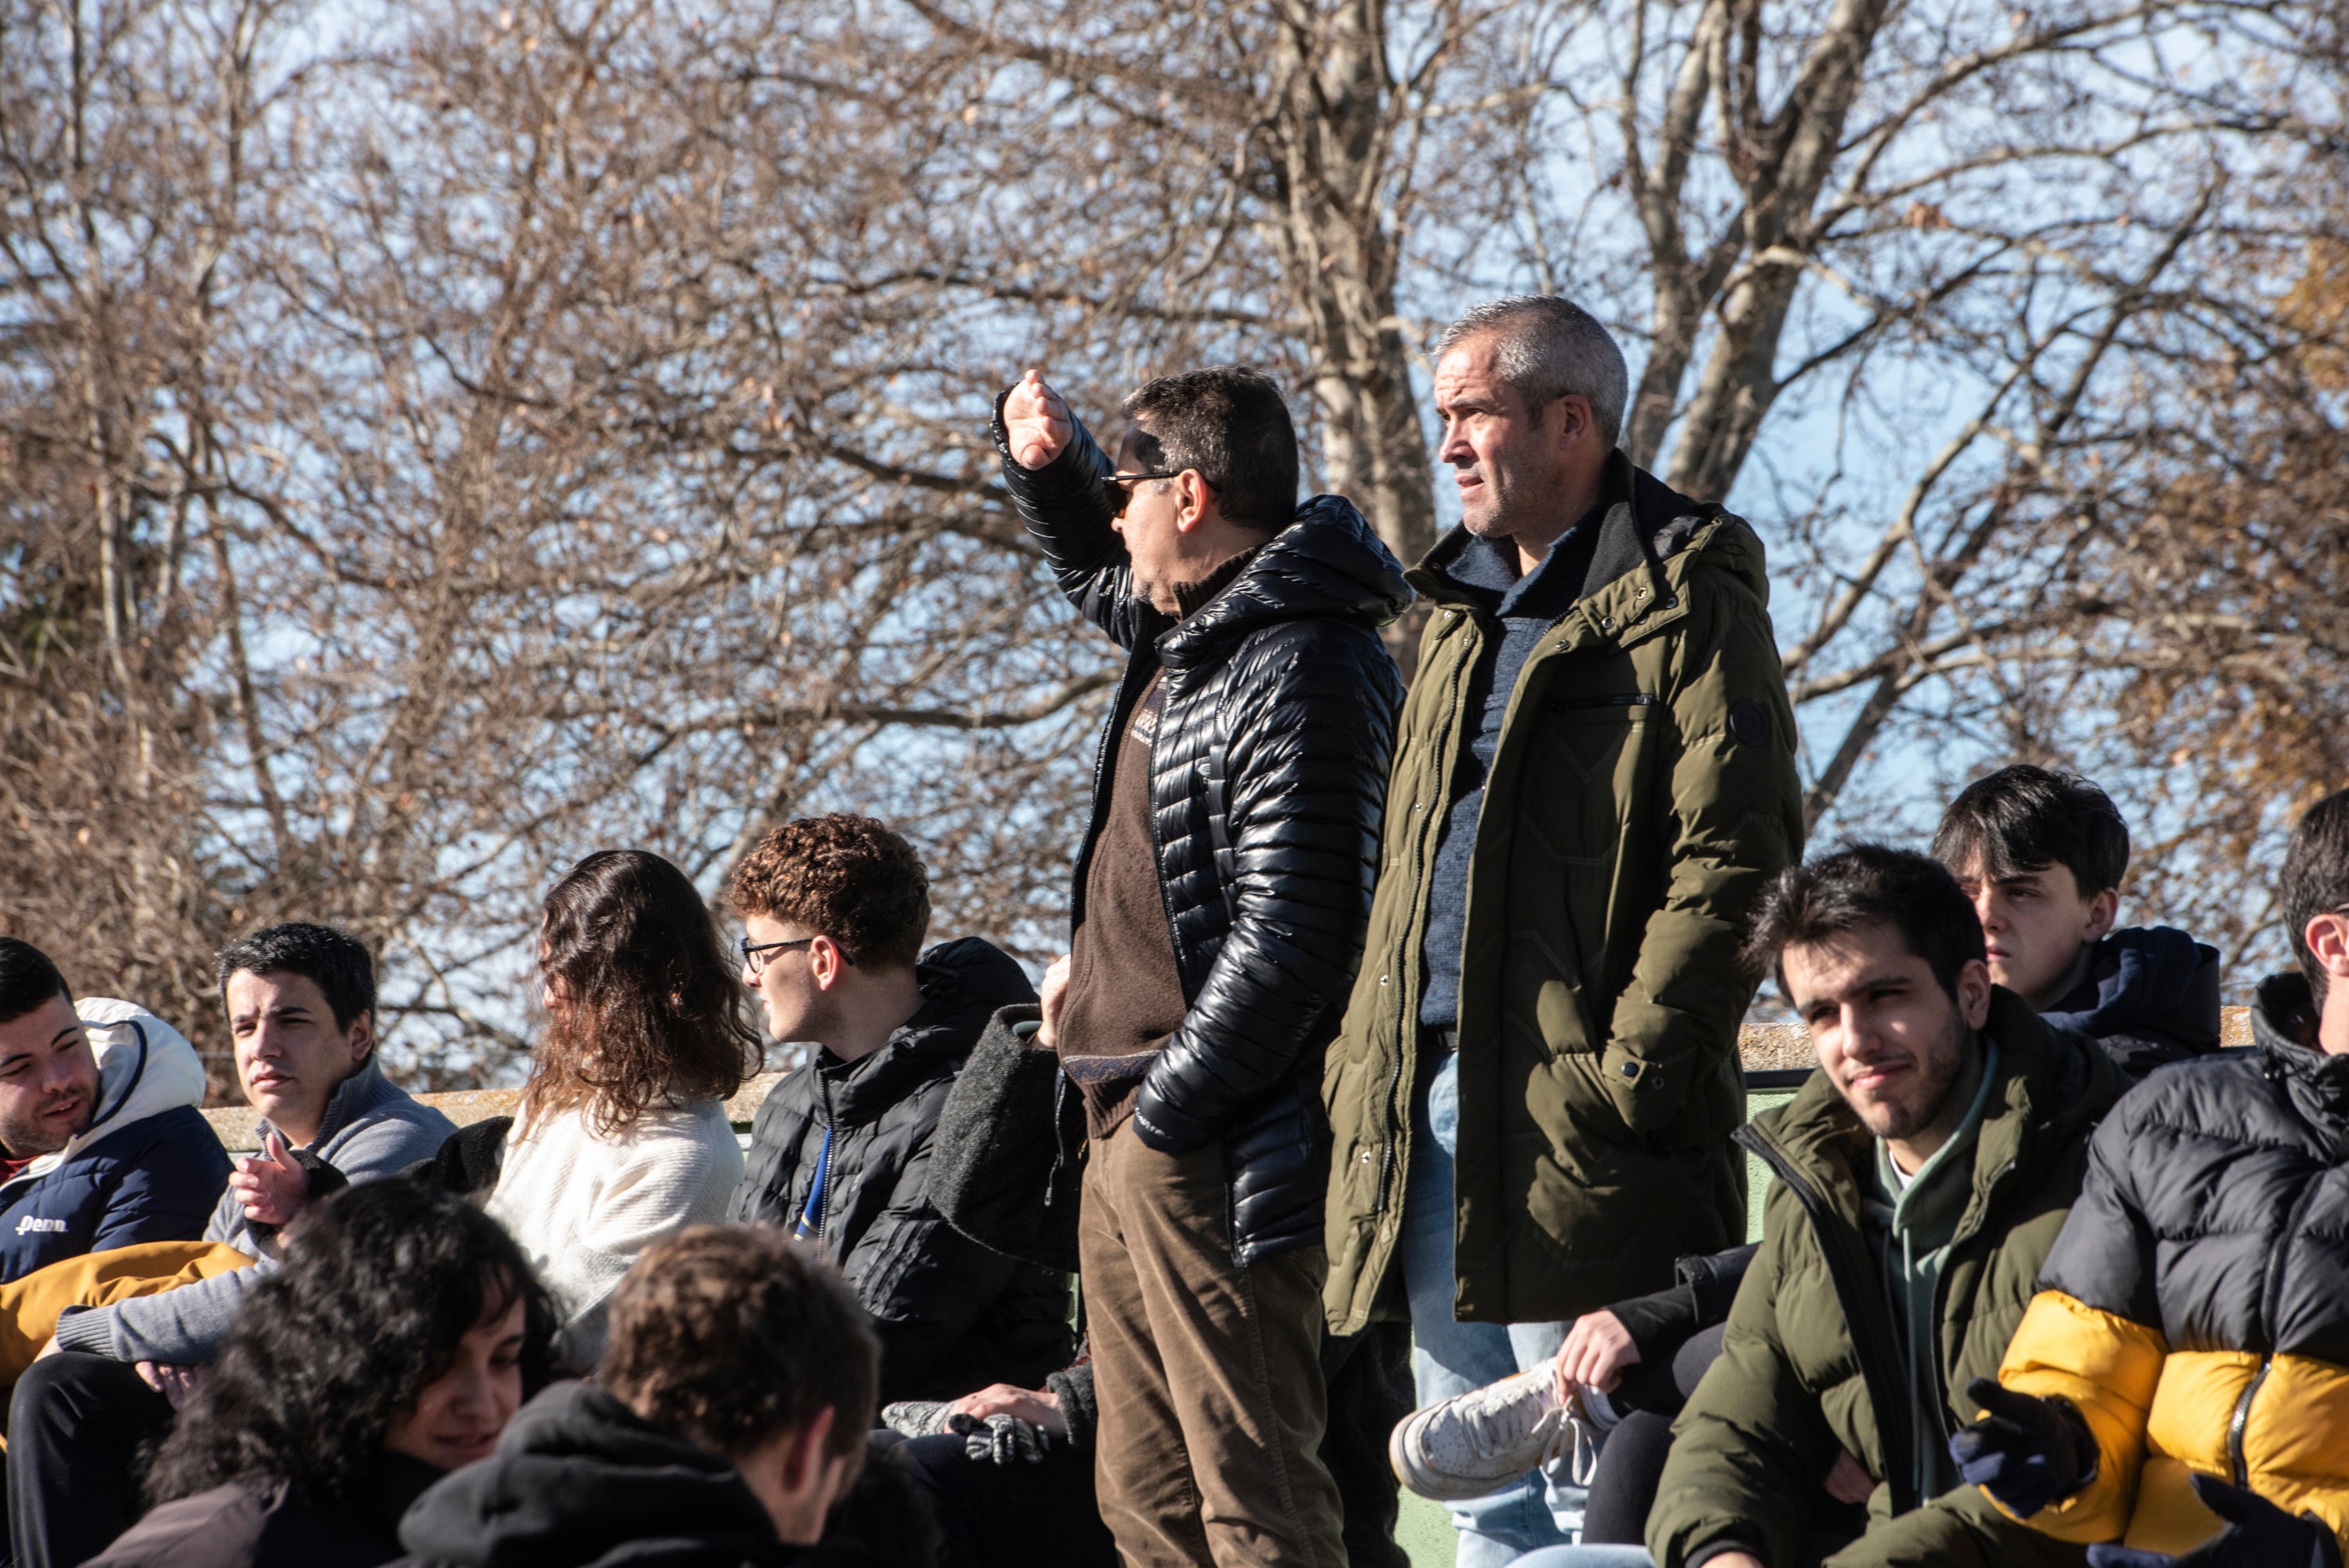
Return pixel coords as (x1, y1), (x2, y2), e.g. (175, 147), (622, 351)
(1538, 1385), (1603, 1487)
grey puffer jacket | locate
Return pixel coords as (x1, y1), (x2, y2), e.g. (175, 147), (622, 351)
(994, 394), (1410, 1266)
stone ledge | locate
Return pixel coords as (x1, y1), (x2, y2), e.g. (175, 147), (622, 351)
(197, 1008), (2256, 1150)
(200, 1069), (790, 1153)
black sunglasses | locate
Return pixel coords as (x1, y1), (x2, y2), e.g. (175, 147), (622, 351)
(1102, 468), (1189, 517)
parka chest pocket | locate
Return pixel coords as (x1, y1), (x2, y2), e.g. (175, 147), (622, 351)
(1531, 691), (1658, 859)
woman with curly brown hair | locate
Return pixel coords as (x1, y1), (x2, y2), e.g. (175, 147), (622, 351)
(485, 848), (757, 1367)
(85, 1178), (558, 1568)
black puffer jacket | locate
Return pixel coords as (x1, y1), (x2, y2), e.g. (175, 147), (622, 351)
(994, 397), (1410, 1266)
(1990, 970), (2349, 1552)
(727, 938), (1073, 1403)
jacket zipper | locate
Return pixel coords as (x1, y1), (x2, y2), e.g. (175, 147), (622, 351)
(1919, 1157), (2017, 1465)
(1375, 615), (1473, 1217)
(1736, 1122), (1922, 1515)
(2227, 1363), (2270, 1487)
(811, 1074), (837, 1244)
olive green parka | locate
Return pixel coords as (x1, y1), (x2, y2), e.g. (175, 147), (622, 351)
(1322, 459), (1803, 1333)
(1646, 992), (2125, 1568)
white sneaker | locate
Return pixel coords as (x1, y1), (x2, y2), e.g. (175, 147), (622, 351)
(1388, 1367), (1600, 1502)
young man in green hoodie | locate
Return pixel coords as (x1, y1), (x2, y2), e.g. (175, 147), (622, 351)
(1508, 845), (2122, 1568)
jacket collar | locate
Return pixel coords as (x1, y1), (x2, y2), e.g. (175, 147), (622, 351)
(819, 938), (1038, 1125)
(1409, 454), (1762, 652)
(1153, 494), (1411, 673)
(256, 1055), (398, 1155)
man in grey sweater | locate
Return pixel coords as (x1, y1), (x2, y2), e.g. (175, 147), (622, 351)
(9, 923), (455, 1568)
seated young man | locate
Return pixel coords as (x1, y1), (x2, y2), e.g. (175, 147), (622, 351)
(724, 814), (1073, 1404)
(395, 1223), (880, 1566)
(1501, 846), (2125, 1568)
(0, 938), (227, 1280)
(1950, 787), (2349, 1568)
(8, 922), (457, 1568)
(1935, 764), (2220, 1077)
(1399, 766), (2224, 1539)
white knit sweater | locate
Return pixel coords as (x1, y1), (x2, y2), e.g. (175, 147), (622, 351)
(487, 1096), (744, 1367)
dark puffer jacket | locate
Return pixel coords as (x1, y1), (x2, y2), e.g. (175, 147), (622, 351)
(1988, 971), (2349, 1555)
(993, 396), (1410, 1267)
(727, 938), (1073, 1403)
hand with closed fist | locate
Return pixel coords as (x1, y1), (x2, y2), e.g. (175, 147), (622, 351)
(1948, 1377), (2098, 1517)
(1003, 368), (1073, 470)
(2084, 1474), (2344, 1568)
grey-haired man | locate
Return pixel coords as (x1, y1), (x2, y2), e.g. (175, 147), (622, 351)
(1321, 297), (1804, 1566)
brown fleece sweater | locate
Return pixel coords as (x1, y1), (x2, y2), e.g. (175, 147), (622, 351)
(1056, 670), (1188, 1138)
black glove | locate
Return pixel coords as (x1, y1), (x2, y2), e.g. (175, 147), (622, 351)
(946, 1411), (1050, 1466)
(2084, 1475), (2344, 1568)
(1948, 1377), (2098, 1516)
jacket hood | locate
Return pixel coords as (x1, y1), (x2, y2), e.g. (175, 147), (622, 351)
(1414, 453), (1767, 613)
(398, 1381), (792, 1567)
(1156, 494), (1410, 670)
(0, 999), (208, 1192)
(2249, 969), (2349, 1123)
(1748, 988), (2121, 1219)
(2042, 925), (2220, 1052)
(822, 938), (1037, 1124)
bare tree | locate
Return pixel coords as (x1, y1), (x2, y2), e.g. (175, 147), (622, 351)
(4, 0), (2340, 1085)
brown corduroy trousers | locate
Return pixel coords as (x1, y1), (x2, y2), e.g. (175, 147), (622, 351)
(1081, 1120), (1349, 1568)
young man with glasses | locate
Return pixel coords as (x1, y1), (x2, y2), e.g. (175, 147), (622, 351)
(725, 813), (1073, 1406)
(995, 364), (1410, 1568)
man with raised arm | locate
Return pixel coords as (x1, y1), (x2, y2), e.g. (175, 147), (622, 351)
(997, 363), (1408, 1568)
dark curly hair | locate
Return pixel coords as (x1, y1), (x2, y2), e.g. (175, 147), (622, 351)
(601, 1225), (877, 1463)
(527, 849), (758, 1138)
(143, 1179), (557, 1506)
(729, 815), (930, 971)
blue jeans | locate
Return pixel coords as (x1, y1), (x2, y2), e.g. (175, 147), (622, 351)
(1403, 1050), (1579, 1568)
(1509, 1549), (1656, 1566)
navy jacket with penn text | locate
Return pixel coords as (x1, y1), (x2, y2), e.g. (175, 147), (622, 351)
(0, 999), (230, 1283)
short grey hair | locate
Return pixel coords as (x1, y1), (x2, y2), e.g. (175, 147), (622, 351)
(1435, 296), (1628, 448)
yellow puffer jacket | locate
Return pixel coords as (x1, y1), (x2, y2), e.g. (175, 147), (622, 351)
(1990, 978), (2349, 1555)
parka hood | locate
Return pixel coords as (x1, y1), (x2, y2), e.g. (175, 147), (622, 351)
(819, 937), (1037, 1124)
(1157, 494), (1411, 670)
(396, 1381), (793, 1567)
(2041, 925), (2222, 1073)
(0, 998), (208, 1194)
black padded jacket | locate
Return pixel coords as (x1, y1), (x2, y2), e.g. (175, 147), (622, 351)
(993, 394), (1411, 1267)
(1991, 970), (2349, 1552)
(726, 938), (1074, 1403)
